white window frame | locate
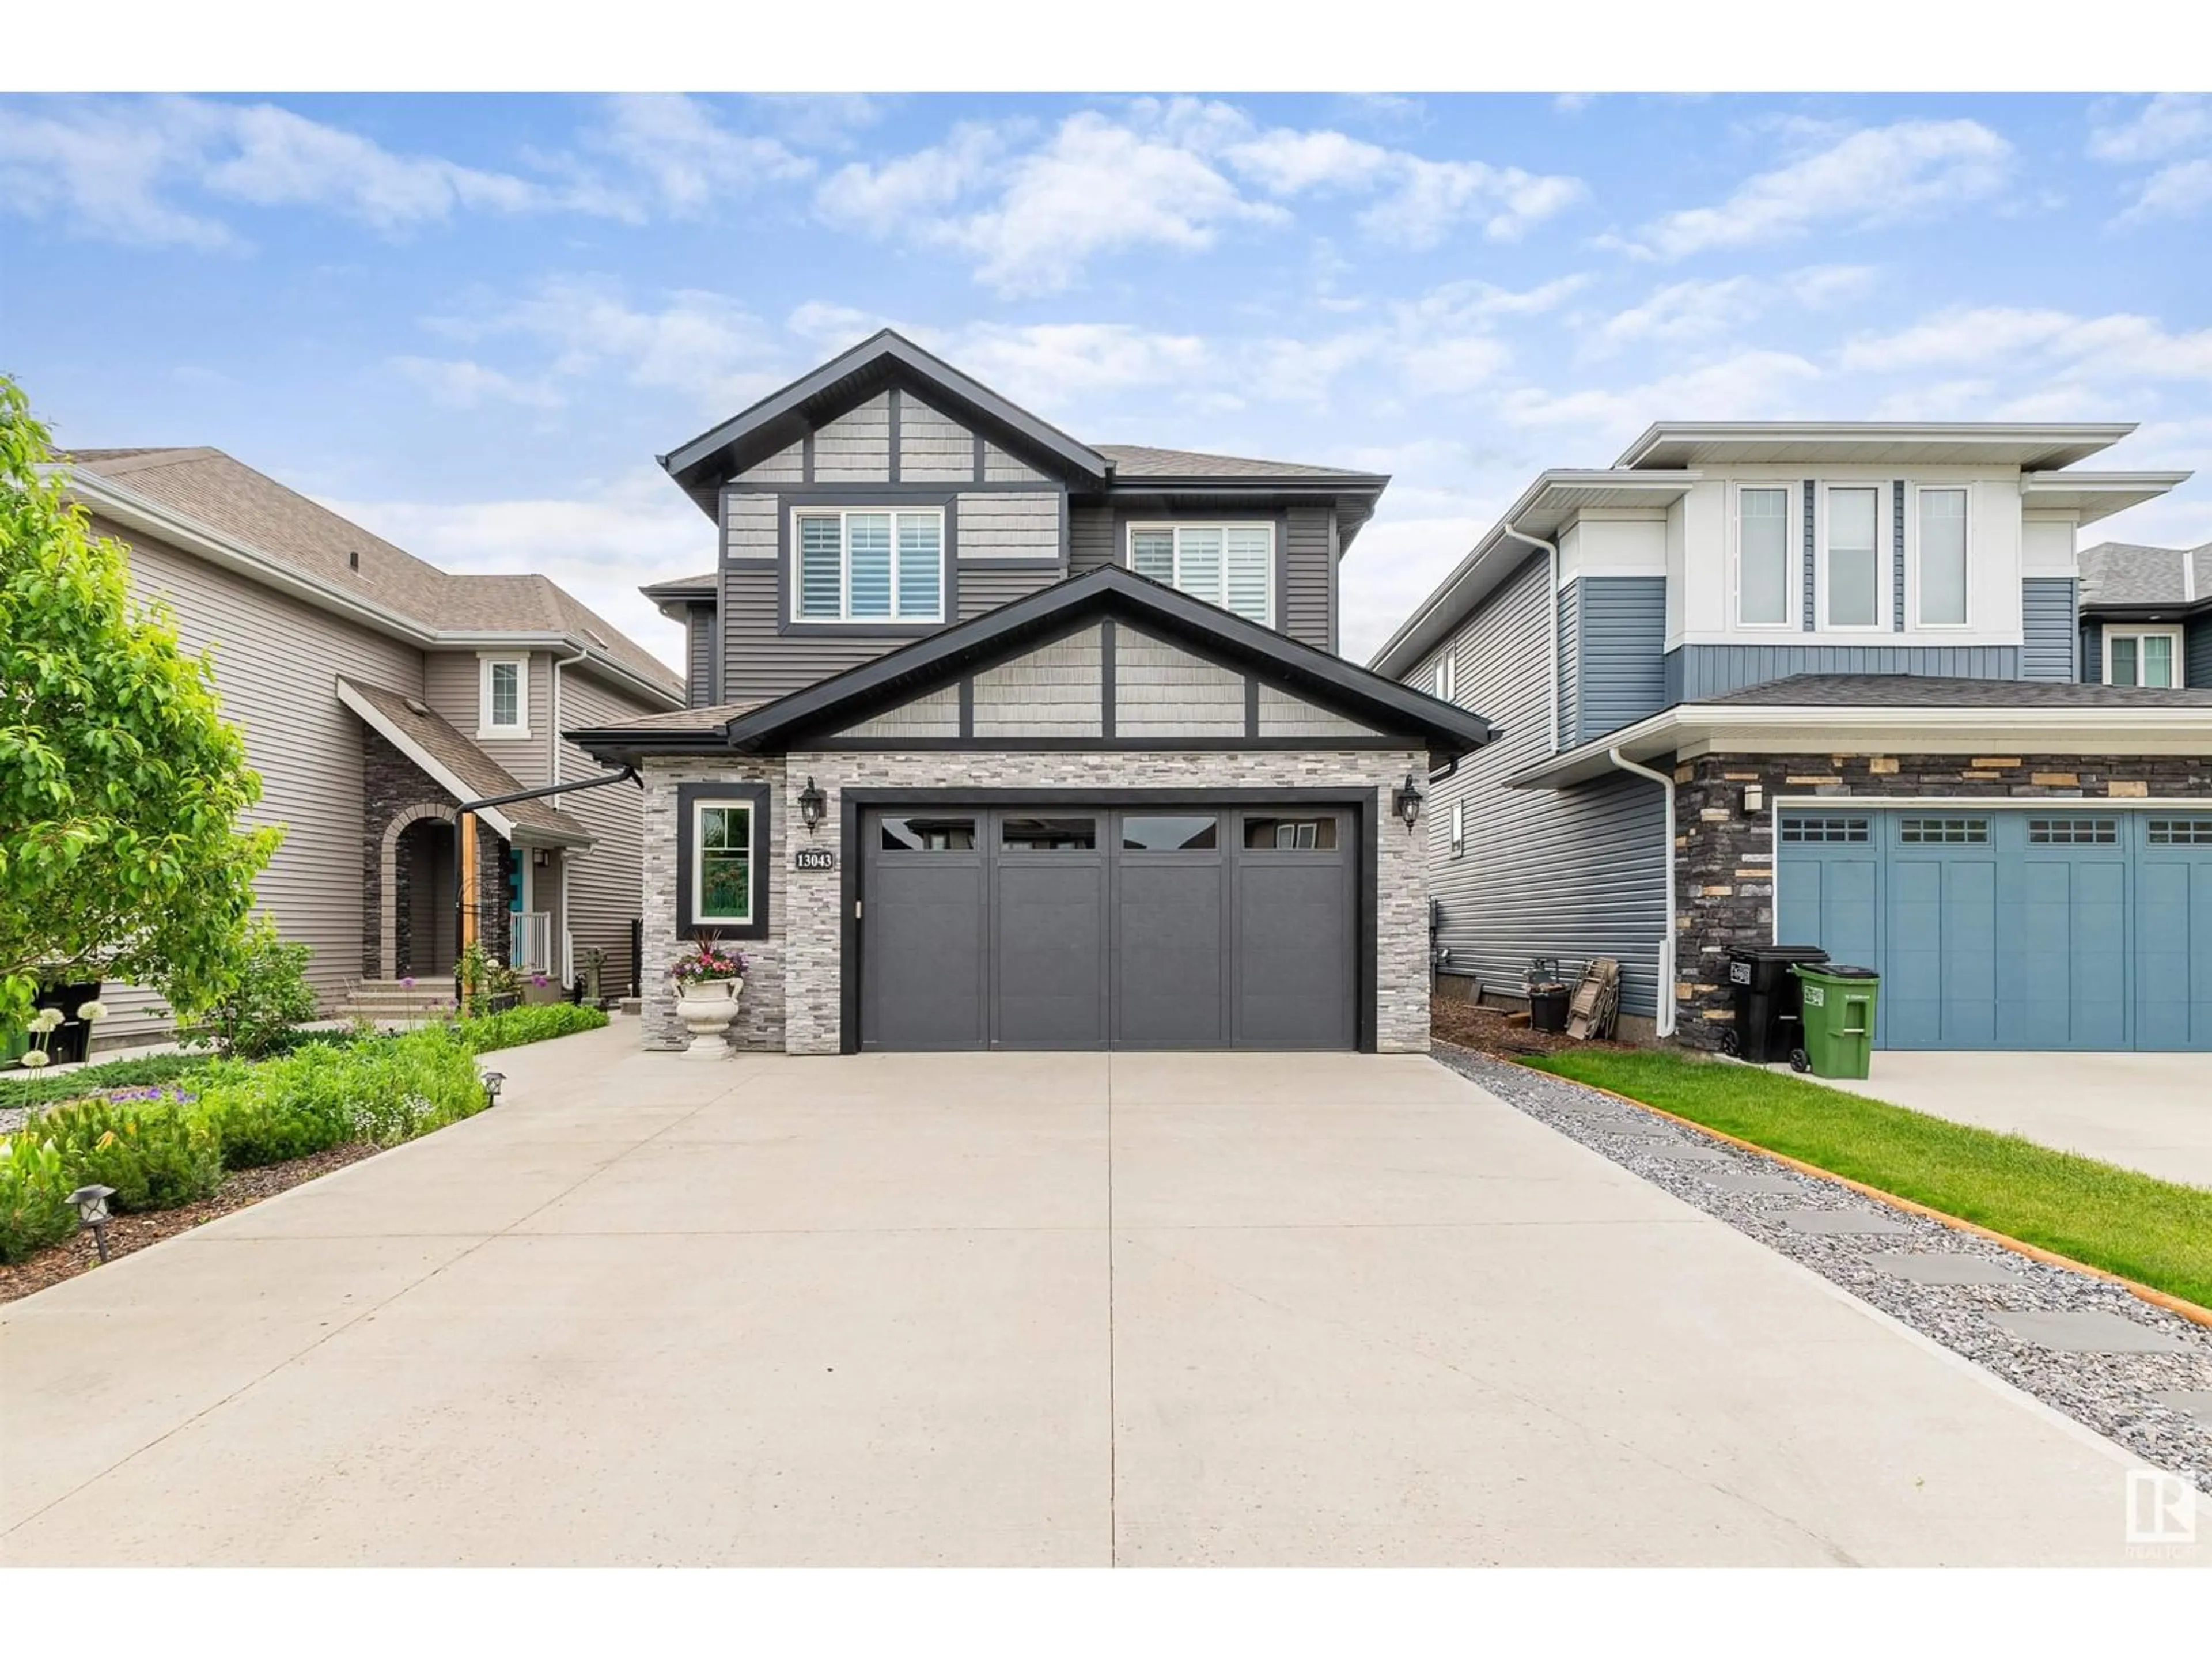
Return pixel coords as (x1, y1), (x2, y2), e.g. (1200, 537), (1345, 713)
(1731, 482), (1798, 631)
(790, 506), (946, 625)
(2104, 624), (2186, 688)
(1450, 798), (1466, 858)
(477, 653), (529, 739)
(690, 798), (756, 927)
(1124, 521), (1276, 627)
(1907, 483), (1972, 631)
(1816, 481), (1891, 634)
(1436, 650), (1458, 704)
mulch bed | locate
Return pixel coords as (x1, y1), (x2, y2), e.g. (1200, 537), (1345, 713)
(0, 1143), (381, 1306)
(1431, 995), (1638, 1059)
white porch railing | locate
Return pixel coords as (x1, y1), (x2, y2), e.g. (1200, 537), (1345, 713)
(511, 910), (554, 976)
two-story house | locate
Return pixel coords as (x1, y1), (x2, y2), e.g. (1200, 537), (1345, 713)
(572, 331), (1493, 1055)
(56, 448), (685, 1048)
(1372, 423), (2212, 1055)
(2078, 536), (2212, 691)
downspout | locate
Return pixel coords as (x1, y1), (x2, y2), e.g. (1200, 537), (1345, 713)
(1603, 748), (1677, 1037)
(550, 642), (590, 990)
(1498, 526), (1560, 752)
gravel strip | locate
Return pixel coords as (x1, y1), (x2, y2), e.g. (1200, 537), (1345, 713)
(1434, 1041), (2212, 1494)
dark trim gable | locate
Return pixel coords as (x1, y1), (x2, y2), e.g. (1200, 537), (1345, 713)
(660, 329), (1108, 512)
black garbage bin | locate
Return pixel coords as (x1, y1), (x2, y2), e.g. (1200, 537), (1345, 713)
(33, 982), (102, 1066)
(1722, 946), (1829, 1063)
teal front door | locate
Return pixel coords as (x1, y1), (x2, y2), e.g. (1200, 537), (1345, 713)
(1776, 808), (2212, 1051)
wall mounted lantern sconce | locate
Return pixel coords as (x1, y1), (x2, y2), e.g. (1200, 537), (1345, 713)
(798, 777), (828, 834)
(1393, 772), (1426, 832)
(1743, 783), (1765, 815)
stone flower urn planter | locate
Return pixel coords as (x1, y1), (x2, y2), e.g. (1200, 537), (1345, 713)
(674, 976), (743, 1059)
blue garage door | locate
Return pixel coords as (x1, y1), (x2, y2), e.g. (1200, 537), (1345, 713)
(1776, 810), (2212, 1051)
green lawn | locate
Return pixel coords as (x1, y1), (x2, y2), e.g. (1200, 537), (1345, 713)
(1524, 1047), (2212, 1313)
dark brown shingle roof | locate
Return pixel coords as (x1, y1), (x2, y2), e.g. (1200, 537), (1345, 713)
(339, 678), (593, 840)
(66, 448), (681, 698)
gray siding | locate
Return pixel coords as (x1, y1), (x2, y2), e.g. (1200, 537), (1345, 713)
(958, 563), (1060, 622)
(1555, 580), (1578, 751)
(106, 520), (429, 1034)
(719, 564), (891, 703)
(2021, 577), (2080, 682)
(685, 605), (717, 707)
(815, 394), (891, 482)
(1574, 576), (1668, 742)
(736, 441), (803, 485)
(899, 397), (971, 482)
(1283, 506), (1332, 653)
(1892, 480), (1906, 631)
(1801, 480), (1815, 631)
(1070, 502), (1114, 575)
(554, 668), (660, 994)
(2190, 616), (2212, 690)
(982, 441), (1044, 483)
(1256, 684), (1376, 740)
(835, 684), (961, 740)
(957, 490), (1059, 560)
(2081, 616), (2104, 685)
(425, 649), (551, 790)
(1115, 629), (1243, 738)
(1422, 552), (1665, 1017)
(1664, 643), (2022, 703)
(974, 626), (1102, 737)
(725, 493), (777, 560)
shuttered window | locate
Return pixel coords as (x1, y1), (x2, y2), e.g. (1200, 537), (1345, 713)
(1127, 523), (1274, 626)
(794, 509), (944, 623)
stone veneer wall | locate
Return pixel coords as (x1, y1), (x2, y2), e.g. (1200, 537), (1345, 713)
(638, 748), (1431, 1055)
(1672, 749), (2212, 1045)
(360, 728), (510, 978)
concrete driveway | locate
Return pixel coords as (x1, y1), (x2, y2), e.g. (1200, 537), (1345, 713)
(1824, 1052), (2212, 1190)
(0, 1024), (2183, 1566)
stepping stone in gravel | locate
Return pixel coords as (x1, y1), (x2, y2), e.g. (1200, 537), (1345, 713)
(2154, 1390), (2212, 1423)
(1869, 1252), (2023, 1286)
(1986, 1309), (2194, 1354)
(1698, 1171), (1804, 1195)
(1644, 1145), (1730, 1164)
(1775, 1208), (1914, 1236)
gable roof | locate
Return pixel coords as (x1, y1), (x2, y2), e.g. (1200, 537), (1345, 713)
(571, 565), (1493, 771)
(2080, 540), (2211, 611)
(336, 678), (594, 845)
(661, 329), (1109, 507)
(1095, 445), (1384, 484)
(60, 448), (684, 704)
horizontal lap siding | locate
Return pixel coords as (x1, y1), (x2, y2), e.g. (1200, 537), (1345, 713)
(2188, 617), (2212, 691)
(425, 650), (550, 790)
(686, 605), (717, 706)
(957, 491), (1059, 560)
(1283, 506), (1332, 652)
(2021, 578), (2080, 682)
(108, 523), (428, 1032)
(553, 671), (658, 996)
(815, 395), (891, 482)
(1663, 642), (2023, 702)
(959, 564), (1058, 622)
(1425, 552), (1665, 1016)
(719, 565), (888, 702)
(725, 493), (777, 562)
(1069, 502), (1115, 576)
(983, 442), (1044, 483)
(1575, 577), (1668, 742)
(899, 398), (972, 482)
(737, 442), (803, 484)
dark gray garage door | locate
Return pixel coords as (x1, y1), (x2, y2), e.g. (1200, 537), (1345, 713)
(859, 805), (1358, 1051)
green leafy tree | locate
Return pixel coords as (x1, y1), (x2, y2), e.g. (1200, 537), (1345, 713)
(0, 375), (280, 1031)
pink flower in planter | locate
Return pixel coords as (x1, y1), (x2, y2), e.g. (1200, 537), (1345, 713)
(399, 976), (416, 988)
(531, 974), (548, 988)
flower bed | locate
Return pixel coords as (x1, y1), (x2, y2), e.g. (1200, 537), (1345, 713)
(0, 1004), (609, 1264)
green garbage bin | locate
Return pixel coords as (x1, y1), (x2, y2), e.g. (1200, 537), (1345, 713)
(1789, 964), (1879, 1078)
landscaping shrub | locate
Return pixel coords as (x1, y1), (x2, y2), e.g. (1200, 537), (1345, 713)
(188, 919), (320, 1059)
(454, 1002), (609, 1054)
(0, 1137), (78, 1263)
(0, 1051), (214, 1112)
(26, 1093), (223, 1213)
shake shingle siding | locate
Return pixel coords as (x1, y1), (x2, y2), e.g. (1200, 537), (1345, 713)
(1422, 553), (1665, 1017)
(2021, 577), (2080, 682)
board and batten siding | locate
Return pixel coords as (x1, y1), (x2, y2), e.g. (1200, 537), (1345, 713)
(101, 519), (429, 1038)
(1421, 552), (1666, 1017)
(1572, 576), (1668, 743)
(2021, 577), (2080, 682)
(552, 668), (660, 995)
(1662, 643), (2022, 703)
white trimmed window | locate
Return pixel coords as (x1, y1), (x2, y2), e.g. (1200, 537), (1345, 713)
(1128, 522), (1274, 626)
(1914, 487), (1969, 627)
(692, 800), (755, 925)
(478, 654), (528, 738)
(1450, 798), (1465, 858)
(1820, 483), (1885, 630)
(2106, 626), (2183, 688)
(1736, 484), (1794, 627)
(1435, 651), (1457, 704)
(794, 507), (944, 623)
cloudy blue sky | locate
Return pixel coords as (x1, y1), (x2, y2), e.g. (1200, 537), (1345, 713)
(3, 91), (2207, 668)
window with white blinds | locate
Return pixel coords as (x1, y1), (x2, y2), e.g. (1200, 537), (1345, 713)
(1128, 523), (1274, 626)
(793, 508), (944, 623)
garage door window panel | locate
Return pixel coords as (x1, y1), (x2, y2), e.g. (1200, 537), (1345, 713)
(1122, 815), (1217, 851)
(1001, 816), (1097, 851)
(880, 815), (976, 851)
(1245, 816), (1339, 851)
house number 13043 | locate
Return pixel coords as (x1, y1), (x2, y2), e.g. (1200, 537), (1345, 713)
(793, 847), (836, 871)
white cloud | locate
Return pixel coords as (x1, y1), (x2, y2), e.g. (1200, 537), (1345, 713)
(0, 96), (236, 247)
(1839, 306), (2212, 381)
(1501, 350), (1824, 446)
(389, 356), (563, 410)
(1220, 127), (1395, 195)
(1785, 263), (1878, 308)
(2088, 94), (2211, 164)
(1633, 119), (2014, 260)
(1585, 277), (1760, 357)
(748, 93), (885, 153)
(1360, 157), (1588, 249)
(325, 469), (698, 673)
(815, 123), (1009, 228)
(579, 94), (812, 217)
(2121, 157), (2212, 224)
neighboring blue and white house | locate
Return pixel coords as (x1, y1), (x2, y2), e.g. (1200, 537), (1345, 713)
(1373, 423), (2212, 1053)
(2078, 537), (2212, 692)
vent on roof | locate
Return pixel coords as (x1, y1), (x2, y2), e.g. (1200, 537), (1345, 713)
(584, 628), (607, 647)
(406, 697), (429, 717)
(349, 550), (359, 570)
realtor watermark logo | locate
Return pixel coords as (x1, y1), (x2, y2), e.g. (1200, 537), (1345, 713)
(2125, 1469), (2197, 1554)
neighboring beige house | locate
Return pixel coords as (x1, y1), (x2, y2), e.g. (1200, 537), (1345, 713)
(55, 448), (686, 1050)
